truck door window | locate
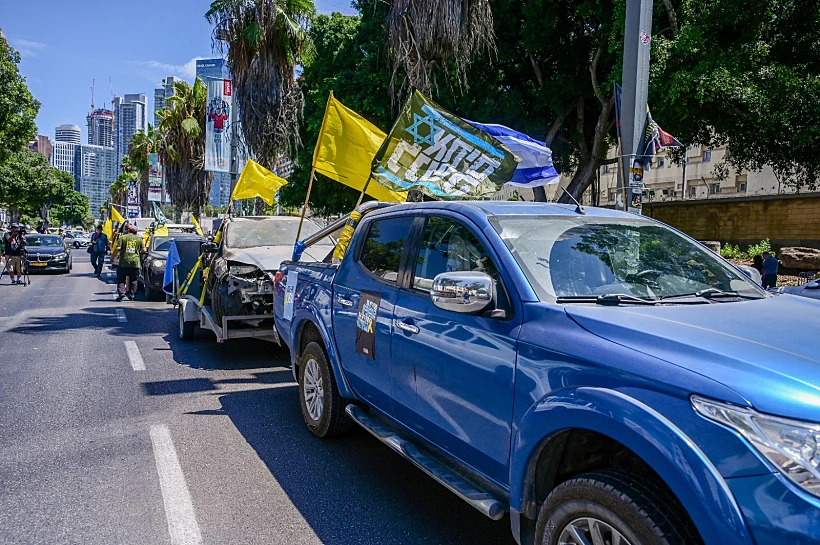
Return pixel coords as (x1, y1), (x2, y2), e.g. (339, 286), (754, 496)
(359, 217), (415, 283)
(412, 216), (499, 291)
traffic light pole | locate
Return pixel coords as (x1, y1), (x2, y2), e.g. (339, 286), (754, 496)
(617, 0), (653, 213)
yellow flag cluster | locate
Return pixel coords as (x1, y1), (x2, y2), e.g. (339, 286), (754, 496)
(231, 159), (289, 206)
(313, 92), (406, 203)
(102, 206), (126, 240)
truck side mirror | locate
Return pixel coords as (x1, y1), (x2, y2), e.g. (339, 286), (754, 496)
(431, 271), (494, 314)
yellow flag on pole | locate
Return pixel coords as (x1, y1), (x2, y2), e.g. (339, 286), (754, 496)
(231, 159), (289, 206)
(111, 206), (125, 224)
(102, 219), (113, 240)
(190, 215), (204, 237)
(313, 92), (406, 203)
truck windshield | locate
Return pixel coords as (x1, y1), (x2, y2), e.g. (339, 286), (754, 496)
(225, 219), (333, 249)
(491, 215), (764, 301)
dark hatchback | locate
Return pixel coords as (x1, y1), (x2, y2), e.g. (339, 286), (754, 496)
(24, 234), (72, 273)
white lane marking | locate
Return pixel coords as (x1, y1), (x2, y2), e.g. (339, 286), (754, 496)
(150, 425), (203, 545)
(112, 291), (119, 300)
(124, 341), (145, 371)
(116, 308), (127, 322)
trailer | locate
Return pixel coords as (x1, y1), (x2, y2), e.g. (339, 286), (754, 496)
(176, 294), (279, 343)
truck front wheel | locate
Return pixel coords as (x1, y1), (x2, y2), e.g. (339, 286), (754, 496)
(535, 469), (700, 545)
(298, 342), (352, 438)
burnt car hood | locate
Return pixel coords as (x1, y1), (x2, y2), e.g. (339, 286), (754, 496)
(223, 244), (334, 272)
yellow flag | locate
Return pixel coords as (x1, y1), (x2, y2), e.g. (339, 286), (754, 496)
(313, 92), (406, 203)
(102, 219), (113, 240)
(154, 224), (169, 237)
(231, 159), (289, 206)
(111, 206), (125, 224)
(190, 215), (204, 237)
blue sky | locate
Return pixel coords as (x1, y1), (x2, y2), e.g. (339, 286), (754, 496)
(2, 0), (356, 143)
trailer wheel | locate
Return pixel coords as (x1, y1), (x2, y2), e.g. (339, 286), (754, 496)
(179, 305), (195, 340)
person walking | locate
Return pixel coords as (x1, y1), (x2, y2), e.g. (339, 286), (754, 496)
(89, 224), (109, 277)
(111, 224), (145, 301)
(762, 251), (779, 289)
(2, 224), (27, 285)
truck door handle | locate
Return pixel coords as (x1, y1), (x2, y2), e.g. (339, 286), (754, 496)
(337, 297), (354, 307)
(395, 319), (419, 334)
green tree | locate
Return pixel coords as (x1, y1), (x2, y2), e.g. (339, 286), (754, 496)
(52, 191), (91, 228)
(206, 0), (316, 168)
(128, 124), (161, 216)
(156, 79), (211, 219)
(0, 33), (40, 164)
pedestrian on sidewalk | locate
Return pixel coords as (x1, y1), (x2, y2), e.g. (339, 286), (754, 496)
(2, 224), (27, 285)
(111, 224), (145, 301)
(762, 251), (779, 289)
(89, 224), (109, 277)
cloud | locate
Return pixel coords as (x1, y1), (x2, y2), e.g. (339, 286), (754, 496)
(135, 57), (213, 81)
(9, 38), (46, 58)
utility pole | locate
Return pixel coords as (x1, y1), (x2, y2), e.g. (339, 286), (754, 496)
(617, 0), (653, 214)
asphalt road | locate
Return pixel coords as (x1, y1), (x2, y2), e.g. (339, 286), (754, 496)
(0, 252), (516, 545)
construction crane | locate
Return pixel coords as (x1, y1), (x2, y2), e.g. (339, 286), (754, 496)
(91, 79), (95, 111)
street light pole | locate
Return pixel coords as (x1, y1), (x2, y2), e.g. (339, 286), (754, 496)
(617, 0), (653, 213)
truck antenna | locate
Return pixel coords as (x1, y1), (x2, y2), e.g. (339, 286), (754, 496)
(561, 188), (586, 215)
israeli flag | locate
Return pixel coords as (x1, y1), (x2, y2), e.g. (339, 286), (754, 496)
(162, 240), (181, 295)
(467, 121), (560, 187)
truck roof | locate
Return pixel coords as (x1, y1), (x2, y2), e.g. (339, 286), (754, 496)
(370, 200), (638, 220)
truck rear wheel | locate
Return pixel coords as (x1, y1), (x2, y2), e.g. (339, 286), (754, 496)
(298, 342), (352, 438)
(535, 469), (700, 545)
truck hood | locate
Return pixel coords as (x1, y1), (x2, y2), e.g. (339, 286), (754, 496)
(223, 244), (334, 272)
(564, 295), (820, 422)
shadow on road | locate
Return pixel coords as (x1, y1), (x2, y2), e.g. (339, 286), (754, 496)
(191, 383), (516, 545)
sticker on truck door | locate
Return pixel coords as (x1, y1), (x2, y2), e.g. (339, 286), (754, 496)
(356, 291), (381, 359)
(284, 270), (298, 320)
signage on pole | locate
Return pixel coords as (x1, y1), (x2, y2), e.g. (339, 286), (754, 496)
(148, 153), (162, 202)
(205, 79), (232, 173)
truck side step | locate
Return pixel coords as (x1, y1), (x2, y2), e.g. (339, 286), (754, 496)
(345, 405), (507, 520)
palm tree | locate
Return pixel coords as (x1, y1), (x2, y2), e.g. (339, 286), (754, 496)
(205, 0), (316, 168)
(386, 0), (495, 96)
(128, 125), (161, 217)
(156, 78), (211, 220)
(111, 172), (135, 207)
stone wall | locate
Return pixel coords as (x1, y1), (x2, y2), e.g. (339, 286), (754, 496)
(643, 193), (820, 252)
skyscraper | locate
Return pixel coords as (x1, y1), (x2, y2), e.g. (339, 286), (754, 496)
(28, 135), (53, 163)
(75, 144), (117, 214)
(55, 124), (82, 145)
(51, 141), (77, 175)
(154, 76), (183, 127)
(196, 59), (233, 207)
(113, 93), (148, 171)
(87, 108), (114, 147)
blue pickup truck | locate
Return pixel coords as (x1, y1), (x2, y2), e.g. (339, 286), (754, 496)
(274, 201), (820, 545)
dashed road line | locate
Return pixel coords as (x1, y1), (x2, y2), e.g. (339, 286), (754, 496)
(116, 308), (127, 322)
(149, 425), (203, 545)
(124, 340), (145, 371)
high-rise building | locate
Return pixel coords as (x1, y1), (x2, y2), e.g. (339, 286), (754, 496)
(154, 76), (183, 127)
(28, 135), (53, 163)
(87, 108), (114, 147)
(51, 141), (77, 175)
(55, 124), (82, 145)
(197, 59), (233, 208)
(75, 144), (117, 214)
(113, 93), (148, 171)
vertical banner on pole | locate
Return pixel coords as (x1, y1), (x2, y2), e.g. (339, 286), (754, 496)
(205, 78), (232, 173)
(148, 153), (162, 202)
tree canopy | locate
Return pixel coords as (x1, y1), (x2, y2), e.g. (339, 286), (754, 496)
(0, 32), (40, 165)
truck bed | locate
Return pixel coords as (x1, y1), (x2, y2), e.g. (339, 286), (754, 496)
(273, 260), (339, 352)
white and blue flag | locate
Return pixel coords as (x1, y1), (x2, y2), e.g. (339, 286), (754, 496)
(467, 122), (560, 187)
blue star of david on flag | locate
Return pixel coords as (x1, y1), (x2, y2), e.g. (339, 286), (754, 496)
(405, 113), (437, 146)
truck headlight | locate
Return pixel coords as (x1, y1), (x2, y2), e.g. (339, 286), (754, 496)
(152, 259), (165, 268)
(693, 395), (820, 496)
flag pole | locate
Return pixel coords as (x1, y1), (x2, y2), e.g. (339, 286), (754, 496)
(353, 176), (372, 209)
(295, 168), (316, 242)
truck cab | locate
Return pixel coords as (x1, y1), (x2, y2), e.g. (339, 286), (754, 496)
(275, 201), (820, 545)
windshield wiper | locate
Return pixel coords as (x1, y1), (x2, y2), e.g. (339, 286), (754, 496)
(661, 288), (764, 301)
(556, 294), (660, 306)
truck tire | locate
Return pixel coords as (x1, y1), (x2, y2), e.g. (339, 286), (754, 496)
(298, 342), (353, 438)
(179, 305), (195, 340)
(535, 469), (701, 545)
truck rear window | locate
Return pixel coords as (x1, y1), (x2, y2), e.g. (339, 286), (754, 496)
(359, 217), (415, 283)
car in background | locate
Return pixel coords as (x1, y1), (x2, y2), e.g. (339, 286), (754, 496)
(140, 231), (205, 300)
(66, 231), (91, 248)
(776, 279), (820, 300)
(24, 234), (72, 273)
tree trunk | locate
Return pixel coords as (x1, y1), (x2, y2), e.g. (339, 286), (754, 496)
(532, 186), (548, 202)
(558, 95), (614, 204)
(140, 170), (150, 217)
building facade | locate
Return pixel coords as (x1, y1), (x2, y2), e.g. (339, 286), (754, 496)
(87, 108), (114, 147)
(55, 124), (82, 145)
(51, 141), (77, 175)
(28, 135), (53, 163)
(113, 93), (148, 171)
(75, 144), (117, 214)
(153, 76), (183, 127)
(197, 59), (233, 208)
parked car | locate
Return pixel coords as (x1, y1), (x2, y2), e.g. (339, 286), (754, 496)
(274, 201), (820, 545)
(140, 232), (205, 300)
(776, 279), (820, 300)
(24, 234), (72, 273)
